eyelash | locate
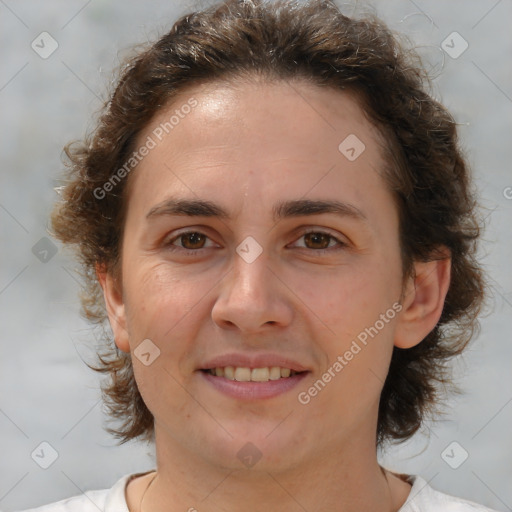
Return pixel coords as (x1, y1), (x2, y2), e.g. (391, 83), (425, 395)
(164, 229), (347, 255)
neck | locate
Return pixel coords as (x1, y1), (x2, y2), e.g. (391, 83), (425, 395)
(138, 424), (411, 512)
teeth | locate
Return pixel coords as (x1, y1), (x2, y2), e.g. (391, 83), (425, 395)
(251, 367), (269, 381)
(207, 366), (299, 382)
(269, 366), (281, 380)
(224, 366), (235, 380)
(234, 367), (251, 381)
(280, 368), (291, 378)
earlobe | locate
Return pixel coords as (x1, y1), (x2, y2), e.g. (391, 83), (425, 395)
(96, 263), (130, 353)
(394, 254), (451, 349)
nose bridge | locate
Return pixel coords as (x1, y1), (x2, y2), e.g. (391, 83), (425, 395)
(231, 242), (270, 300)
(211, 239), (292, 330)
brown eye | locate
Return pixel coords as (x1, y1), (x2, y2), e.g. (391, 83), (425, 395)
(290, 230), (346, 254)
(303, 232), (335, 250)
(178, 232), (207, 249)
(166, 231), (211, 251)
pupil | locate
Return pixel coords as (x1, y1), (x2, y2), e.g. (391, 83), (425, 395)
(185, 233), (204, 248)
(306, 233), (329, 249)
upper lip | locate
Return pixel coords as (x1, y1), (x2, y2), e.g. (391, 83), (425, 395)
(199, 353), (310, 373)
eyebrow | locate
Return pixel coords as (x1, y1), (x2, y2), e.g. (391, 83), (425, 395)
(146, 198), (367, 223)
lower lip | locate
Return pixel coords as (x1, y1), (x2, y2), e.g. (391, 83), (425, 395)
(199, 370), (309, 400)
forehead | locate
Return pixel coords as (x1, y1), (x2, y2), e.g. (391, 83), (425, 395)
(126, 78), (392, 222)
(142, 77), (384, 158)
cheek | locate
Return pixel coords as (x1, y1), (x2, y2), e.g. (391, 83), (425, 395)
(122, 261), (210, 350)
(121, 265), (198, 386)
(291, 261), (397, 334)
(122, 263), (208, 417)
(290, 259), (400, 386)
(122, 257), (241, 396)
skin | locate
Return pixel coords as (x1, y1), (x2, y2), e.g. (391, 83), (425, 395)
(99, 77), (451, 512)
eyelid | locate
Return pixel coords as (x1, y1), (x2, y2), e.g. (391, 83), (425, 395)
(289, 227), (348, 250)
(164, 228), (219, 249)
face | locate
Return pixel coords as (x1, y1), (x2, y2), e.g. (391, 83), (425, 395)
(103, 78), (421, 471)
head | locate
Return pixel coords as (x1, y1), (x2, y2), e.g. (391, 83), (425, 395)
(51, 0), (484, 464)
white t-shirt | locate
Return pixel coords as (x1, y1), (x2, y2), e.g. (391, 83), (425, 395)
(14, 471), (498, 512)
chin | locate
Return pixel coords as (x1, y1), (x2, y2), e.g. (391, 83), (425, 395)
(195, 423), (309, 472)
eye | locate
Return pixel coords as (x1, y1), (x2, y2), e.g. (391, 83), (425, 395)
(165, 231), (217, 251)
(291, 230), (347, 252)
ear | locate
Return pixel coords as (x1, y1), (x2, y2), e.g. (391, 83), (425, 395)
(96, 263), (130, 353)
(394, 252), (451, 349)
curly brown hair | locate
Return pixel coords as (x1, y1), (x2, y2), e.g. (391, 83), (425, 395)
(51, 0), (485, 446)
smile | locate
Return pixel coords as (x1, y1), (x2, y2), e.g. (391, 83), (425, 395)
(203, 366), (301, 382)
(199, 367), (309, 400)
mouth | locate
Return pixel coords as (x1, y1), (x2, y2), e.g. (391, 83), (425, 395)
(201, 366), (304, 382)
(198, 363), (310, 400)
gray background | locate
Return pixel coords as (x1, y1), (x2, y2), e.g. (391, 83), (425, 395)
(1, 0), (511, 510)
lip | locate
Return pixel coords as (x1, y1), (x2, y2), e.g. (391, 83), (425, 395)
(198, 353), (310, 373)
(199, 370), (309, 400)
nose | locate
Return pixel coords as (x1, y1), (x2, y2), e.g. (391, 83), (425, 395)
(211, 248), (294, 333)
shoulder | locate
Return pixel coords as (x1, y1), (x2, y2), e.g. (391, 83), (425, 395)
(13, 489), (110, 512)
(400, 475), (498, 512)
(13, 473), (136, 512)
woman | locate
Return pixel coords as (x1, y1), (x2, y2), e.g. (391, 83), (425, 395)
(24, 0), (495, 510)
